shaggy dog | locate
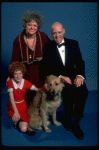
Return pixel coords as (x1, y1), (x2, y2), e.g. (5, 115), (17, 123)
(27, 75), (66, 133)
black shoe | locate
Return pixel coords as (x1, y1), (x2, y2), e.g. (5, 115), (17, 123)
(64, 120), (73, 131)
(26, 130), (36, 136)
(72, 121), (84, 139)
(14, 122), (19, 130)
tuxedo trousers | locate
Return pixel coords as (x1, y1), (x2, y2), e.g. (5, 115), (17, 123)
(62, 83), (88, 121)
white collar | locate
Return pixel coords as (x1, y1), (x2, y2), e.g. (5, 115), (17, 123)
(12, 78), (25, 90)
(58, 38), (65, 45)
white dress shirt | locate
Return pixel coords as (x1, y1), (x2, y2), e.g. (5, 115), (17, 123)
(57, 39), (65, 66)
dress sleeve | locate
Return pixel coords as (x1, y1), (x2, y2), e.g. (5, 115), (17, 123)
(11, 36), (21, 63)
(40, 32), (50, 46)
(25, 80), (36, 90)
(7, 80), (13, 93)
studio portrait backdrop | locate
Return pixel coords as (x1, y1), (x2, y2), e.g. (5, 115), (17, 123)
(1, 2), (98, 91)
(1, 2), (98, 146)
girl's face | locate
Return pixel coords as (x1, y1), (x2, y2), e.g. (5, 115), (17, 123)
(25, 20), (38, 35)
(14, 70), (23, 83)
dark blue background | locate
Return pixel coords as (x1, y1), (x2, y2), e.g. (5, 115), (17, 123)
(1, 2), (98, 91)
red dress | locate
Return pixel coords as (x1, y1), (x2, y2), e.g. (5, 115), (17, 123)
(6, 79), (35, 122)
(11, 30), (49, 88)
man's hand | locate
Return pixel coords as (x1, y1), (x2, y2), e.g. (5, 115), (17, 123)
(59, 75), (72, 84)
(74, 76), (84, 87)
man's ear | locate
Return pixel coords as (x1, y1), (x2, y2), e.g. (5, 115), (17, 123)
(63, 28), (65, 35)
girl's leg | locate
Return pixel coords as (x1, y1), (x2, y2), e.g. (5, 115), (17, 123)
(19, 121), (28, 132)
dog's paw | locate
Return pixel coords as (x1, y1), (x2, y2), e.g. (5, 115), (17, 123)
(45, 128), (51, 133)
(47, 121), (51, 126)
(36, 127), (42, 130)
(54, 121), (61, 126)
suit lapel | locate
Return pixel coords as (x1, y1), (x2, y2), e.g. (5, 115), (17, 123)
(53, 44), (65, 68)
(64, 38), (71, 66)
(55, 47), (64, 66)
(50, 39), (70, 68)
(55, 38), (69, 67)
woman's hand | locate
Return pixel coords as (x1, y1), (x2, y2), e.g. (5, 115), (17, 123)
(12, 112), (20, 122)
(6, 77), (10, 85)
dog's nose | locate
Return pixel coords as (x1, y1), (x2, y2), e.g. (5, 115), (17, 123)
(51, 91), (55, 95)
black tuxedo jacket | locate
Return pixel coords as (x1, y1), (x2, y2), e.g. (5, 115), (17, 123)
(39, 37), (85, 84)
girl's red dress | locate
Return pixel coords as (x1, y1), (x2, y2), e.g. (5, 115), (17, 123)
(6, 78), (35, 122)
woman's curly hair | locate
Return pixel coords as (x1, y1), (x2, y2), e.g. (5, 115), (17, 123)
(21, 10), (43, 29)
(8, 61), (26, 77)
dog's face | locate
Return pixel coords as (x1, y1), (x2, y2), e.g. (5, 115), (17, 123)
(46, 75), (65, 97)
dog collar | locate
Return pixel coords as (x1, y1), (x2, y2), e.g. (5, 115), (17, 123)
(38, 79), (48, 107)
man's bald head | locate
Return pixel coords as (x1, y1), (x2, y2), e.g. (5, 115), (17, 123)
(51, 22), (63, 32)
(51, 22), (65, 44)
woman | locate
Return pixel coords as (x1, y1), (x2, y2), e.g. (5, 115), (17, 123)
(6, 61), (38, 135)
(11, 10), (49, 86)
(8, 10), (50, 106)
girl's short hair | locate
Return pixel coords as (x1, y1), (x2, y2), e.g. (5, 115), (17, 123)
(8, 61), (26, 77)
(21, 10), (43, 29)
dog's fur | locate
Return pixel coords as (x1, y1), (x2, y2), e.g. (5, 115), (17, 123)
(27, 75), (65, 133)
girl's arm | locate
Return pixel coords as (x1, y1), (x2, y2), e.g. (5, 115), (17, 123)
(26, 80), (39, 92)
(9, 92), (20, 122)
(34, 86), (39, 91)
(30, 85), (39, 91)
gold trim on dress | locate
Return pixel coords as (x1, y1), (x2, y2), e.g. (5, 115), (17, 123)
(19, 31), (42, 65)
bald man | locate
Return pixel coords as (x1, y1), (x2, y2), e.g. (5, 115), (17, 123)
(40, 22), (88, 139)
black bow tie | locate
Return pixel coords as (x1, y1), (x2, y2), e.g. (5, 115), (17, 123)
(57, 43), (65, 48)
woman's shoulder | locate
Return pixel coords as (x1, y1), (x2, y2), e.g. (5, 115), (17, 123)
(13, 30), (24, 43)
(37, 31), (47, 37)
(37, 31), (50, 44)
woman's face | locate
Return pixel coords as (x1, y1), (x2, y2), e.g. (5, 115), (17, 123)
(14, 70), (23, 83)
(25, 20), (38, 35)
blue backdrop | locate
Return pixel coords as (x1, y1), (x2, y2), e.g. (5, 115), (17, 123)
(1, 2), (98, 91)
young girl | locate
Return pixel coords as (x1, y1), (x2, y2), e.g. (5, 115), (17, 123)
(6, 61), (38, 134)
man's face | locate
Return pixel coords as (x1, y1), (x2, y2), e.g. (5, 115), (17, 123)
(51, 25), (65, 44)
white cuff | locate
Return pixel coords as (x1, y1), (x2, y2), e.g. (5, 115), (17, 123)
(30, 85), (36, 90)
(7, 88), (13, 93)
(59, 75), (62, 78)
(59, 75), (85, 80)
(76, 75), (85, 80)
